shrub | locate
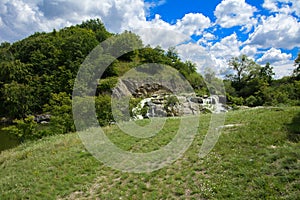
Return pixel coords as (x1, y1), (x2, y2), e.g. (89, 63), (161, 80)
(3, 116), (38, 142)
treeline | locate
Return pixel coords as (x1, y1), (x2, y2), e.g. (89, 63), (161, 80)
(224, 54), (300, 107)
(1, 19), (299, 142)
(0, 19), (206, 141)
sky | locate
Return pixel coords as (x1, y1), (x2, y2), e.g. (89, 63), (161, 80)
(0, 0), (299, 78)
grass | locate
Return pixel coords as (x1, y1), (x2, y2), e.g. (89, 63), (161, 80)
(0, 107), (299, 199)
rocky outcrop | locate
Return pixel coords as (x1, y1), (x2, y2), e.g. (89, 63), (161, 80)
(113, 79), (227, 120)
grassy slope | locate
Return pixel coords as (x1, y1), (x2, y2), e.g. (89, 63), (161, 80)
(0, 107), (299, 199)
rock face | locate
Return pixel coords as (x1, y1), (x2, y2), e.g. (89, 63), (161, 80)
(112, 79), (227, 120)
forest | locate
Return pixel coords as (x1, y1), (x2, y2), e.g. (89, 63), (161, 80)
(0, 19), (299, 142)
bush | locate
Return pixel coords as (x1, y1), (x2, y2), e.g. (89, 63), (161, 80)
(95, 95), (113, 126)
(3, 116), (38, 142)
(245, 95), (258, 107)
(43, 92), (74, 134)
(227, 95), (244, 106)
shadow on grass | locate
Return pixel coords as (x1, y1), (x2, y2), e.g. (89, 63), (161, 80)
(286, 111), (300, 142)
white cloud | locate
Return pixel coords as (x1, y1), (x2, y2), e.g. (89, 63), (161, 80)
(241, 45), (257, 57)
(135, 26), (190, 49)
(257, 48), (292, 64)
(177, 42), (225, 75)
(210, 33), (242, 59)
(246, 14), (300, 49)
(203, 32), (217, 41)
(263, 0), (300, 17)
(144, 0), (166, 16)
(197, 32), (217, 47)
(214, 0), (257, 29)
(175, 13), (211, 36)
(0, 0), (148, 42)
(257, 48), (293, 78)
(0, 0), (212, 45)
(272, 62), (295, 78)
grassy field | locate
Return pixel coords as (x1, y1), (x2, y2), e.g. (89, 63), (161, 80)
(0, 107), (299, 199)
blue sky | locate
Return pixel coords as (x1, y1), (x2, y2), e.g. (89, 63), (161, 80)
(0, 0), (299, 77)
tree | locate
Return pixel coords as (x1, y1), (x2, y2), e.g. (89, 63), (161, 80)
(260, 62), (274, 84)
(1, 82), (34, 119)
(228, 55), (262, 82)
(293, 52), (300, 79)
(227, 55), (262, 97)
(166, 47), (180, 63)
(139, 45), (165, 63)
(108, 31), (143, 61)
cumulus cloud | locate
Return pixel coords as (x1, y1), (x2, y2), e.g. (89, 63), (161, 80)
(0, 0), (149, 42)
(263, 0), (300, 17)
(144, 0), (166, 16)
(210, 33), (242, 59)
(257, 48), (292, 64)
(240, 45), (257, 58)
(0, 0), (212, 45)
(257, 48), (294, 78)
(135, 26), (190, 49)
(177, 42), (225, 75)
(246, 14), (300, 49)
(214, 0), (257, 30)
(175, 13), (211, 36)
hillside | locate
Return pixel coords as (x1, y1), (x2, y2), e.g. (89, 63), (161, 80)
(0, 19), (299, 144)
(1, 107), (299, 199)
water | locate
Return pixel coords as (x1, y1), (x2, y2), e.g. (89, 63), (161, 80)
(0, 126), (19, 152)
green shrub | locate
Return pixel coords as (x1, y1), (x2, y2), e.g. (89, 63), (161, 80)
(95, 94), (113, 126)
(3, 116), (38, 142)
(245, 95), (258, 107)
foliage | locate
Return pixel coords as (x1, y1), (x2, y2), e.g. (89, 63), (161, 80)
(96, 76), (118, 95)
(44, 92), (74, 134)
(3, 116), (38, 142)
(225, 54), (300, 107)
(95, 95), (113, 126)
(165, 95), (179, 107)
(1, 81), (34, 119)
(293, 53), (300, 79)
(0, 19), (299, 143)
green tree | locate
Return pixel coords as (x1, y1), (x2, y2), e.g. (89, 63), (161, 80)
(95, 95), (113, 126)
(227, 55), (263, 98)
(293, 52), (300, 79)
(43, 92), (74, 134)
(260, 62), (274, 84)
(3, 116), (38, 142)
(228, 55), (261, 84)
(108, 31), (143, 61)
(1, 82), (34, 119)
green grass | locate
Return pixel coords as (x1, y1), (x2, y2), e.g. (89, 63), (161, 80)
(1, 107), (300, 199)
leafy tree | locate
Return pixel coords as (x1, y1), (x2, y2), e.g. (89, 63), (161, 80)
(228, 55), (261, 84)
(43, 92), (74, 134)
(1, 82), (34, 119)
(3, 116), (38, 142)
(227, 55), (264, 98)
(108, 31), (143, 61)
(139, 45), (165, 63)
(0, 60), (31, 84)
(293, 52), (300, 79)
(260, 62), (274, 84)
(95, 95), (113, 126)
(77, 18), (111, 42)
(166, 47), (180, 63)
